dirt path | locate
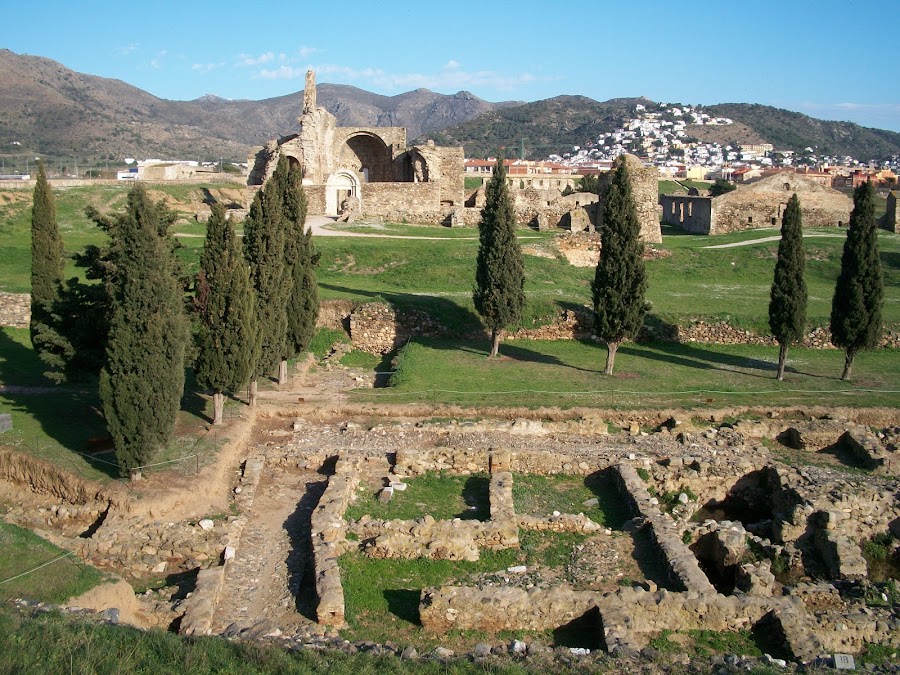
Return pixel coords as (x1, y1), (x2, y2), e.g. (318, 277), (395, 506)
(212, 463), (325, 634)
(702, 232), (844, 249)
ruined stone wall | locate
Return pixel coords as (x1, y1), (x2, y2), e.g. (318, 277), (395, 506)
(659, 195), (714, 234)
(712, 174), (852, 234)
(881, 191), (899, 233)
(415, 144), (464, 207)
(597, 154), (662, 243)
(362, 183), (447, 223)
(420, 585), (600, 633)
(0, 292), (29, 328)
(304, 185), (326, 214)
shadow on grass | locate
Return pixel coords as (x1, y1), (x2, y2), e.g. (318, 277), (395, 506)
(180, 369), (212, 425)
(456, 475), (490, 521)
(383, 589), (421, 625)
(587, 471), (630, 530)
(0, 330), (117, 479)
(319, 282), (483, 337)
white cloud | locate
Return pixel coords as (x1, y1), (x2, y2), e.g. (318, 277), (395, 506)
(297, 45), (319, 58)
(255, 65), (307, 80)
(115, 43), (139, 56)
(236, 51), (276, 67)
(259, 60), (536, 92)
(149, 50), (168, 70)
(192, 62), (225, 73)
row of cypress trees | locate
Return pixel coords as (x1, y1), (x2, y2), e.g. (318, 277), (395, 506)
(29, 157), (318, 479)
(474, 155), (649, 375)
(768, 182), (884, 381)
(474, 154), (884, 380)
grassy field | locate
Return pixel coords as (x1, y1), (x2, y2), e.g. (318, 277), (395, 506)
(0, 522), (102, 603)
(0, 326), (232, 482)
(345, 471), (491, 522)
(361, 338), (900, 410)
(3, 183), (899, 333)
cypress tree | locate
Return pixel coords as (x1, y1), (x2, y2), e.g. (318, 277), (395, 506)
(283, 162), (319, 376)
(244, 157), (289, 404)
(768, 194), (807, 381)
(591, 161), (649, 375)
(29, 161), (65, 363)
(99, 185), (189, 480)
(830, 180), (883, 380)
(194, 203), (257, 424)
(473, 153), (525, 357)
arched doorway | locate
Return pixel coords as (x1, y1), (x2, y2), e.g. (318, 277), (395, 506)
(325, 170), (361, 216)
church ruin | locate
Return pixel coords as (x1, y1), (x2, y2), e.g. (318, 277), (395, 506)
(248, 71), (464, 224)
(660, 173), (853, 235)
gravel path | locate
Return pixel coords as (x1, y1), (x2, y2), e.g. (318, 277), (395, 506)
(702, 232), (844, 249)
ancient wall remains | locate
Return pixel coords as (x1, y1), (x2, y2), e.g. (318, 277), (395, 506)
(596, 154), (662, 243)
(0, 292), (30, 328)
(659, 194), (715, 234)
(881, 191), (899, 233)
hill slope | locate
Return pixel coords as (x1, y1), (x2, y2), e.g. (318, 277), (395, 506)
(430, 97), (900, 161)
(0, 50), (519, 162)
(705, 103), (900, 160)
(424, 95), (650, 159)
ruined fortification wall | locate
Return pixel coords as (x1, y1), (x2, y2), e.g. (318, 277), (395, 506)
(882, 191), (899, 233)
(362, 183), (444, 222)
(597, 154), (662, 243)
(660, 195), (715, 234)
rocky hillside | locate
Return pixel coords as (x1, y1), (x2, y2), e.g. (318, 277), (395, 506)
(423, 95), (649, 160)
(430, 98), (900, 162)
(0, 50), (518, 162)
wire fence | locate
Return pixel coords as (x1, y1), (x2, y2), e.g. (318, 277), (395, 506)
(345, 384), (900, 409)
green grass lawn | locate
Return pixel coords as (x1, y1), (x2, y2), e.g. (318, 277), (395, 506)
(345, 472), (490, 522)
(340, 529), (587, 646)
(0, 522), (102, 603)
(0, 326), (230, 482)
(366, 338), (900, 410)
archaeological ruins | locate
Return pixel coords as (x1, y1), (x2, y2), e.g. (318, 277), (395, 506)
(660, 173), (854, 235)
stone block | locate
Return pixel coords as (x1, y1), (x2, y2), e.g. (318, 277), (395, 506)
(0, 414), (11, 433)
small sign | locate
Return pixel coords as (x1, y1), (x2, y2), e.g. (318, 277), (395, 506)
(834, 654), (855, 670)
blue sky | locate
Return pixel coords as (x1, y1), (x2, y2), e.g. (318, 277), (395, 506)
(5, 0), (899, 131)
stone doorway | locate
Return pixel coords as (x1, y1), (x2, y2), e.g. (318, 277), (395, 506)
(325, 170), (361, 216)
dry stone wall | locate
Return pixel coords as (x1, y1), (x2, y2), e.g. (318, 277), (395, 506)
(0, 292), (29, 328)
(310, 456), (360, 627)
(420, 585), (600, 633)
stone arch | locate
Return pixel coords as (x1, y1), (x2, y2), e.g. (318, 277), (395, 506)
(325, 170), (361, 217)
(405, 149), (430, 183)
(339, 132), (393, 182)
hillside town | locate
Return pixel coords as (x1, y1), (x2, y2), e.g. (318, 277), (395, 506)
(464, 103), (900, 189)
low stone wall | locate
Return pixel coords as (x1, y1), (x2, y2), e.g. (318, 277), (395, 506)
(310, 456), (360, 627)
(179, 567), (226, 636)
(351, 516), (519, 561)
(394, 446), (604, 478)
(613, 463), (715, 593)
(420, 585), (600, 633)
(813, 511), (868, 581)
(838, 428), (899, 474)
(0, 292), (29, 328)
(336, 300), (900, 350)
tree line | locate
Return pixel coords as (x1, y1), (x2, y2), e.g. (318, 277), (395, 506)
(473, 155), (884, 382)
(29, 156), (318, 480)
(28, 155), (885, 476)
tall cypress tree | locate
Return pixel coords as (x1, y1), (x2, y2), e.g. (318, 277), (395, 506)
(29, 161), (64, 359)
(100, 185), (189, 479)
(591, 161), (649, 375)
(830, 180), (883, 380)
(283, 162), (319, 376)
(195, 203), (257, 424)
(768, 194), (807, 381)
(473, 153), (525, 357)
(244, 157), (289, 404)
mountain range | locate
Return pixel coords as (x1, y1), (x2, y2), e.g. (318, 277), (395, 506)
(1, 49), (899, 165)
